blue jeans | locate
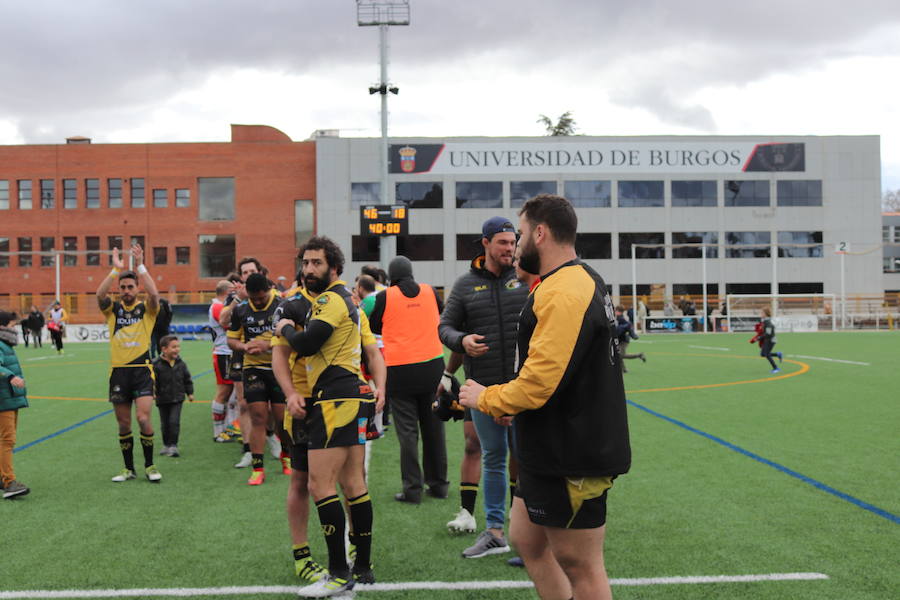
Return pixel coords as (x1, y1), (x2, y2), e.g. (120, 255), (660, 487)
(470, 409), (510, 530)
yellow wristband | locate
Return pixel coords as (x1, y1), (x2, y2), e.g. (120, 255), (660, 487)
(109, 268), (120, 279)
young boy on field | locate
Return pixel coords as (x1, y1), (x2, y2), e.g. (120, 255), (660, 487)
(153, 335), (194, 457)
(0, 311), (30, 499)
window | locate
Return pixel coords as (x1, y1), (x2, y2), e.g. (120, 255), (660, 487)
(575, 233), (612, 259)
(108, 178), (122, 208)
(86, 236), (100, 266)
(395, 182), (443, 208)
(725, 180), (769, 206)
(885, 257), (900, 273)
(619, 233), (665, 259)
(18, 237), (32, 267)
(107, 236), (123, 266)
(352, 236), (379, 262)
(175, 188), (190, 208)
(672, 180), (717, 207)
(455, 233), (481, 261)
(510, 181), (556, 208)
(673, 283), (719, 297)
(564, 180), (611, 208)
(778, 282), (824, 294)
(40, 179), (55, 209)
(295, 199), (314, 247)
(618, 181), (664, 208)
(725, 283), (771, 295)
(0, 238), (7, 267)
(153, 247), (168, 265)
(0, 180), (8, 210)
(397, 234), (444, 261)
(176, 246), (190, 265)
(725, 231), (771, 258)
(198, 235), (234, 277)
(131, 178), (145, 208)
(672, 232), (718, 258)
(885, 226), (892, 242)
(153, 189), (168, 208)
(456, 181), (502, 209)
(778, 231), (823, 257)
(351, 182), (382, 209)
(63, 237), (77, 266)
(198, 177), (234, 220)
(777, 180), (822, 207)
(84, 179), (100, 209)
(63, 179), (77, 209)
(618, 284), (652, 298)
(40, 237), (55, 267)
(18, 180), (32, 209)
(895, 227), (900, 244)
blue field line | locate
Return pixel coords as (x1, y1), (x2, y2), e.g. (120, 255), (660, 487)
(627, 399), (900, 525)
(14, 368), (214, 454)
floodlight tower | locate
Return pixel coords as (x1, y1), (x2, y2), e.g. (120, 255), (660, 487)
(357, 0), (409, 267)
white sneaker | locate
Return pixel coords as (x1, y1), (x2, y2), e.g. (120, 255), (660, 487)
(111, 469), (136, 482)
(267, 434), (282, 459)
(234, 451), (252, 468)
(297, 574), (355, 598)
(447, 507), (477, 534)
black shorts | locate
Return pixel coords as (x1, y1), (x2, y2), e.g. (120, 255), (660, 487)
(761, 340), (776, 357)
(307, 400), (374, 450)
(243, 368), (285, 404)
(289, 417), (310, 473)
(228, 352), (244, 382)
(463, 407), (473, 422)
(516, 469), (614, 529)
(109, 366), (154, 404)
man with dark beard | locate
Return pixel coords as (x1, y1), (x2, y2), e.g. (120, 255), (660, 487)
(460, 194), (631, 600)
(274, 236), (381, 597)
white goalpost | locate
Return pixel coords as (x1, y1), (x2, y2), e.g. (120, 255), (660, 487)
(725, 293), (836, 332)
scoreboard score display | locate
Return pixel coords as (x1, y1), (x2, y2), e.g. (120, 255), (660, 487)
(360, 205), (409, 236)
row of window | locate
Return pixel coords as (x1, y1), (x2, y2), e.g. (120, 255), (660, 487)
(348, 231), (825, 262)
(351, 179), (825, 210)
(0, 177), (235, 219)
(883, 225), (900, 243)
(621, 282), (825, 297)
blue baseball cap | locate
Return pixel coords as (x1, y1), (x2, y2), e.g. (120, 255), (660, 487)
(481, 216), (516, 240)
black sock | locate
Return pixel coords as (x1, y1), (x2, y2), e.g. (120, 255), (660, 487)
(266, 428), (274, 438)
(243, 442), (251, 453)
(140, 432), (154, 467)
(315, 495), (349, 578)
(348, 492), (373, 571)
(119, 432), (134, 471)
(766, 355), (778, 369)
(251, 453), (264, 470)
(509, 477), (517, 508)
(460, 482), (478, 514)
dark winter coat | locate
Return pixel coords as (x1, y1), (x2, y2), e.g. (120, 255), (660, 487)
(152, 356), (193, 405)
(0, 328), (28, 411)
(439, 255), (529, 386)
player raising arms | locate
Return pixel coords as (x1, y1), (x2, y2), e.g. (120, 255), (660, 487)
(96, 244), (163, 483)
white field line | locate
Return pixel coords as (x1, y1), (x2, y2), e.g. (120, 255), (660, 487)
(688, 345), (731, 351)
(0, 573), (830, 598)
(25, 354), (75, 361)
(790, 354), (871, 366)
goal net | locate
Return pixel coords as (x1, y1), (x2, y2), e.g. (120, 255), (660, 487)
(725, 294), (836, 332)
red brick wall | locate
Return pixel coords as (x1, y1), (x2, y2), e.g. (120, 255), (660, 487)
(0, 126), (315, 299)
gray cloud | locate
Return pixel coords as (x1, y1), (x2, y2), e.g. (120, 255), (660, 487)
(0, 0), (898, 140)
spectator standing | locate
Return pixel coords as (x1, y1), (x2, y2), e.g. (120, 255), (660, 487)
(153, 335), (194, 457)
(369, 256), (448, 504)
(47, 301), (67, 354)
(439, 216), (528, 558)
(0, 311), (30, 499)
(28, 306), (44, 348)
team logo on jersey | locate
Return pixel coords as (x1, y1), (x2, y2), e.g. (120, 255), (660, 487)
(505, 279), (522, 290)
(245, 315), (255, 323)
(399, 145), (417, 172)
(316, 295), (330, 305)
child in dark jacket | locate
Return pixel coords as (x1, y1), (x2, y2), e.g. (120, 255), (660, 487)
(153, 335), (194, 457)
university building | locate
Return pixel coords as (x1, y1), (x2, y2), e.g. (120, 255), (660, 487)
(0, 127), (887, 321)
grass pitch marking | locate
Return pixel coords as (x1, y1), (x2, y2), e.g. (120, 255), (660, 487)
(688, 345), (731, 351)
(789, 354), (871, 366)
(0, 573), (830, 598)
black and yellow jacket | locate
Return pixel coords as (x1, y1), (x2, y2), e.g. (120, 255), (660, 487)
(477, 260), (631, 478)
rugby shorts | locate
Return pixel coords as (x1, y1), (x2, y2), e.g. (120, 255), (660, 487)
(243, 367), (286, 404)
(213, 354), (233, 385)
(228, 351), (244, 382)
(109, 366), (154, 404)
(516, 468), (614, 529)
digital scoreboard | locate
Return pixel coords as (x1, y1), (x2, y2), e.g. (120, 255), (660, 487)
(360, 204), (408, 236)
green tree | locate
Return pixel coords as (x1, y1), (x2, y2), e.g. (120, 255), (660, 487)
(883, 189), (900, 212)
(537, 111), (577, 136)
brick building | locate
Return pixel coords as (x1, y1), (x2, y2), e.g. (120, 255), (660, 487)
(0, 125), (315, 320)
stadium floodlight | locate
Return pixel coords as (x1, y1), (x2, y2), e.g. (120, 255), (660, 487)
(357, 0), (409, 267)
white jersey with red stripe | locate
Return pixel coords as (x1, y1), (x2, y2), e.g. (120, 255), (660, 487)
(209, 299), (232, 356)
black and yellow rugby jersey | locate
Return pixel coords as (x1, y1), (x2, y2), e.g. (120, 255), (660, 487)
(303, 280), (369, 400)
(271, 287), (315, 397)
(227, 288), (282, 369)
(478, 260), (631, 478)
(101, 300), (159, 367)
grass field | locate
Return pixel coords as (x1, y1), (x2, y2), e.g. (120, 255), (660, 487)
(4, 332), (899, 599)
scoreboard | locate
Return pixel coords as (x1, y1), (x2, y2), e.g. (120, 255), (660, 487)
(360, 204), (408, 236)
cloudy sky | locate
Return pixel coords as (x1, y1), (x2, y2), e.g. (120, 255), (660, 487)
(1, 1), (899, 191)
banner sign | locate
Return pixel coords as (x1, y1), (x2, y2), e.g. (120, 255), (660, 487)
(644, 316), (705, 333)
(774, 315), (819, 333)
(390, 142), (805, 175)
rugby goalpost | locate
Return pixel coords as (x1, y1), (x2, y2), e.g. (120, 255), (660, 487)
(725, 293), (836, 332)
